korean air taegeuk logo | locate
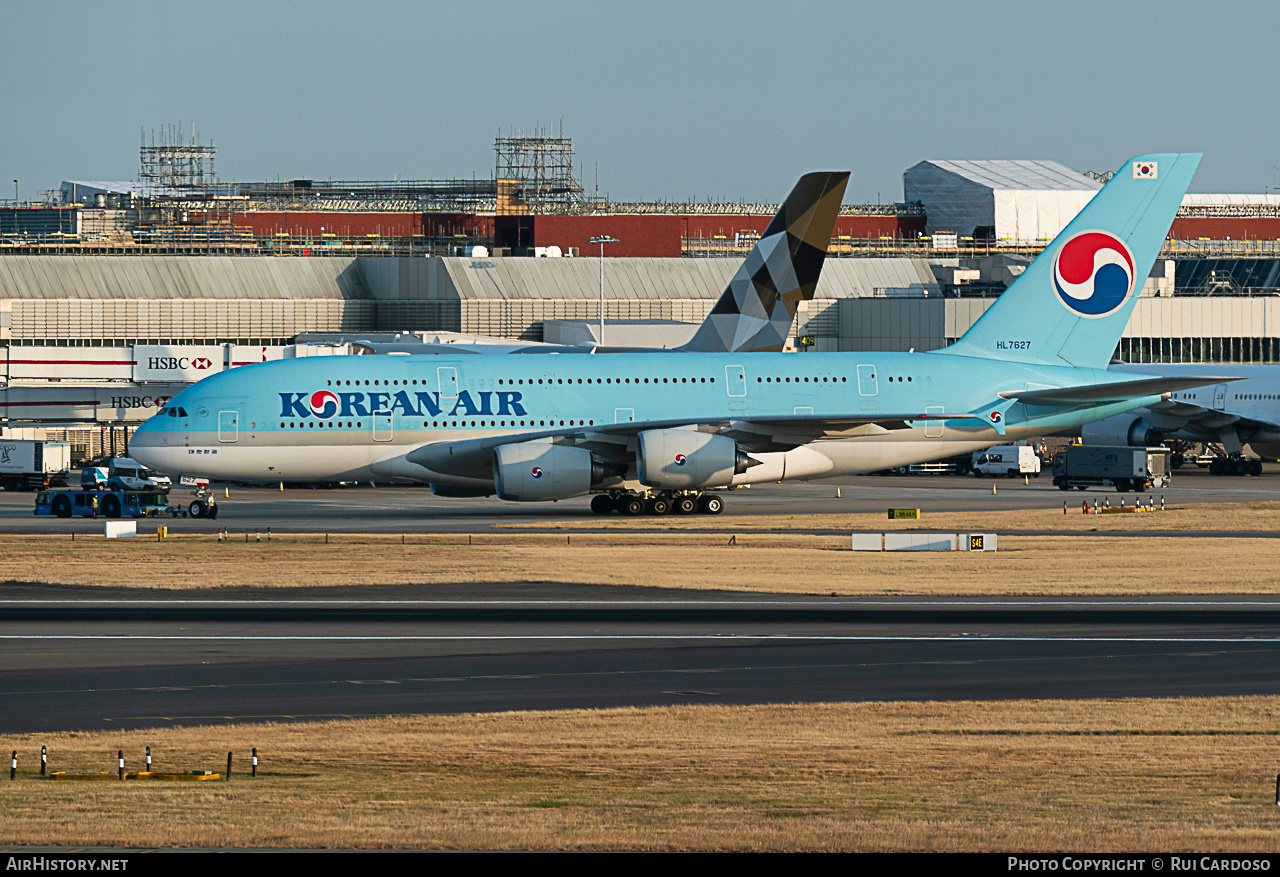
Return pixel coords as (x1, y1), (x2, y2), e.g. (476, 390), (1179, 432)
(1051, 230), (1136, 319)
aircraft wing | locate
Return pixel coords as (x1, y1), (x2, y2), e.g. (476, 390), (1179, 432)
(1132, 397), (1277, 440)
(405, 410), (983, 477)
(998, 375), (1242, 404)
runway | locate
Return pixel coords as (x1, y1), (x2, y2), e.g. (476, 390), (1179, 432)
(4, 583), (1280, 733)
(2, 467), (1277, 733)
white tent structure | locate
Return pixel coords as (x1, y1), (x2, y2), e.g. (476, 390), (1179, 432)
(904, 159), (1102, 243)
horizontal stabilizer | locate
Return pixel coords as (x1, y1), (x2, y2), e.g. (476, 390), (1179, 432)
(998, 375), (1241, 404)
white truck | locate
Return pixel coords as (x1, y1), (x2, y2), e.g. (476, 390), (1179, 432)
(79, 456), (172, 493)
(971, 445), (1042, 478)
(0, 439), (73, 491)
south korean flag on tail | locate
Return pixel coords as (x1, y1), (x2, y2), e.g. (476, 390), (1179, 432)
(1132, 160), (1158, 180)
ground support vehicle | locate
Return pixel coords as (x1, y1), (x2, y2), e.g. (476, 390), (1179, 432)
(35, 489), (173, 519)
(1052, 445), (1171, 492)
(874, 453), (974, 476)
(80, 457), (171, 493)
(972, 445), (1042, 478)
(0, 440), (72, 491)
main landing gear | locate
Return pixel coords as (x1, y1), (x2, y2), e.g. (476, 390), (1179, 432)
(1208, 455), (1263, 477)
(590, 491), (724, 516)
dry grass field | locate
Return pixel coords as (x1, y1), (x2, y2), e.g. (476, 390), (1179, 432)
(2, 503), (1279, 594)
(2, 698), (1279, 851)
(5, 504), (1279, 850)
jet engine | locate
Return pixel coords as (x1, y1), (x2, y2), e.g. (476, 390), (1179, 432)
(637, 429), (755, 490)
(493, 441), (605, 502)
(1081, 414), (1164, 448)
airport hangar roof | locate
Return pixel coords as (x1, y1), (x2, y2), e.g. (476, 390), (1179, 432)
(904, 159), (1102, 242)
(910, 160), (1103, 193)
(435, 256), (940, 300)
(0, 255), (940, 302)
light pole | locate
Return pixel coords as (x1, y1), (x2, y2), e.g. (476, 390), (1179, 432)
(588, 235), (617, 346)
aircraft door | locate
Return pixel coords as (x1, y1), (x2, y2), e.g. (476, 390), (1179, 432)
(925, 405), (944, 438)
(725, 365), (746, 397)
(438, 367), (459, 400)
(373, 411), (393, 442)
(615, 408), (635, 423)
(1213, 383), (1227, 410)
(857, 364), (878, 396)
(217, 410), (239, 443)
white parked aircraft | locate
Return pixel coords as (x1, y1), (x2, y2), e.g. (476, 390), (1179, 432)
(1087, 363), (1280, 474)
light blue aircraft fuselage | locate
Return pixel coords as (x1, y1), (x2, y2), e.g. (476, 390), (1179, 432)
(131, 349), (1168, 485)
(132, 154), (1222, 507)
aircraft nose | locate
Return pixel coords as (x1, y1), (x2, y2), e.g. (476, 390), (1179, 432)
(129, 417), (164, 467)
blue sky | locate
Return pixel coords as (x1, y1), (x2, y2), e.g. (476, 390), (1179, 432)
(3, 0), (1277, 203)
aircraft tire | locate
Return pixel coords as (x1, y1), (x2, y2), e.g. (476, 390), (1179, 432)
(1210, 459), (1225, 476)
(674, 495), (698, 515)
(590, 494), (614, 515)
(1250, 459), (1263, 476)
(648, 496), (671, 515)
(188, 500), (207, 519)
(698, 494), (724, 515)
(621, 496), (646, 516)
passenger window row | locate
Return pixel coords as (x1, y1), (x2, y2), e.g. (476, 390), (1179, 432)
(757, 376), (850, 383)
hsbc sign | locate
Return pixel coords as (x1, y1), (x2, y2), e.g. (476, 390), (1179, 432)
(147, 356), (213, 370)
(134, 345), (224, 382)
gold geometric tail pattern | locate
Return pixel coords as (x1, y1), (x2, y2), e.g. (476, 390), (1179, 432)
(682, 171), (849, 353)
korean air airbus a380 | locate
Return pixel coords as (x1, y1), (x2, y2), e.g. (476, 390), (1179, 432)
(132, 154), (1233, 515)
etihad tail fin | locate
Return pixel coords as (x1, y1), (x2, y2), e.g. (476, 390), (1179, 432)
(943, 153), (1200, 369)
(681, 171), (849, 353)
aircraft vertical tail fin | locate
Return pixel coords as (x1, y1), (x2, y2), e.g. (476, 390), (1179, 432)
(943, 153), (1200, 368)
(681, 171), (849, 353)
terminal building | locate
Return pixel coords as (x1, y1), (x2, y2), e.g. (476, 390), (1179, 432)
(5, 132), (1280, 454)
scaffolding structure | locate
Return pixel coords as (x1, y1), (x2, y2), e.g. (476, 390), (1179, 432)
(494, 124), (585, 214)
(232, 179), (497, 212)
(139, 124), (217, 197)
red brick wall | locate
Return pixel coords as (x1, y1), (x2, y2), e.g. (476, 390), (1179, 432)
(527, 214), (683, 257)
(1169, 216), (1280, 241)
(678, 213), (924, 240)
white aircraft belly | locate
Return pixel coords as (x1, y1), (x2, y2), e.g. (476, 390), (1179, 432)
(144, 443), (386, 482)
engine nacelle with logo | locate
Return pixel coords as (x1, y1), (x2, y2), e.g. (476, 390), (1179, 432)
(1081, 414), (1163, 448)
(493, 441), (604, 502)
(637, 429), (753, 490)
